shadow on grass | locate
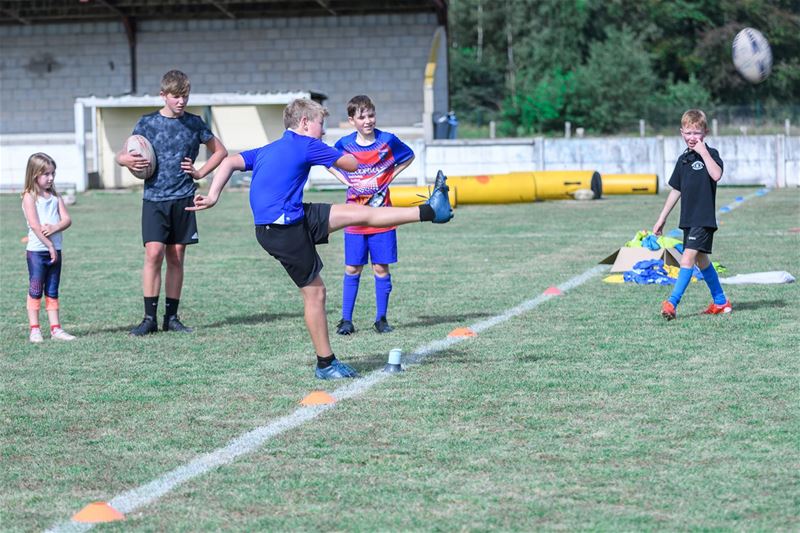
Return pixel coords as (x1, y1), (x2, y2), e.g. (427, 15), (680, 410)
(729, 299), (787, 312)
(348, 347), (466, 374)
(403, 312), (494, 328)
(204, 312), (302, 328)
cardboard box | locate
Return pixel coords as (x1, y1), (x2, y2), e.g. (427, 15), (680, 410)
(600, 247), (682, 273)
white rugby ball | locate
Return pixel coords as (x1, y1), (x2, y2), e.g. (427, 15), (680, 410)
(573, 188), (595, 201)
(125, 134), (156, 180)
(732, 28), (772, 84)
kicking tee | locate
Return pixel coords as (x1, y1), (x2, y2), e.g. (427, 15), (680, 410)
(133, 111), (213, 202)
(242, 130), (342, 225)
(334, 129), (414, 235)
(668, 146), (723, 229)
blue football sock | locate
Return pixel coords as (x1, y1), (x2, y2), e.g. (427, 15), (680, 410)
(701, 264), (727, 305)
(668, 267), (694, 307)
(374, 274), (392, 321)
(341, 273), (360, 321)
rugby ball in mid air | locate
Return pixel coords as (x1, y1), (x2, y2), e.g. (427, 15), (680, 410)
(125, 134), (156, 180)
(732, 27), (772, 84)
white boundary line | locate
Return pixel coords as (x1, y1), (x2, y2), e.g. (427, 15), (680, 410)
(46, 189), (766, 532)
(46, 265), (608, 533)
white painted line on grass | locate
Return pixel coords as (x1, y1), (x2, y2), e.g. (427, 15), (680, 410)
(45, 265), (608, 533)
(47, 186), (766, 532)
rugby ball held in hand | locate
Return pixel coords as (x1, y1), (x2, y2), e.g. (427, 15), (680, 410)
(125, 134), (156, 180)
(732, 28), (772, 84)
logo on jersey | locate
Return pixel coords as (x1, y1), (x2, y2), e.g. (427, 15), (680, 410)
(691, 161), (705, 171)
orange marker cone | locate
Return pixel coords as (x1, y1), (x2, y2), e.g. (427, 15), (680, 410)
(300, 390), (336, 406)
(72, 501), (124, 523)
(543, 286), (563, 296)
(448, 327), (477, 338)
(21, 236), (28, 243)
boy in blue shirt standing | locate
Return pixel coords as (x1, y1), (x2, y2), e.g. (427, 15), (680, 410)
(653, 109), (731, 320)
(189, 98), (452, 379)
(328, 95), (415, 336)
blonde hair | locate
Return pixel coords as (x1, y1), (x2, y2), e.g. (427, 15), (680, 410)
(160, 69), (191, 97)
(681, 109), (708, 131)
(22, 152), (57, 198)
(284, 98), (329, 129)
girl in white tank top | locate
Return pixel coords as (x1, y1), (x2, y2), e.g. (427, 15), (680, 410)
(21, 153), (76, 342)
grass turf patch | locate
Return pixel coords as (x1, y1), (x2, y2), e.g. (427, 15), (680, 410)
(1, 187), (798, 531)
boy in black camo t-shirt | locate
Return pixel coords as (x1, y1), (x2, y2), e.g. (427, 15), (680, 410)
(116, 70), (227, 336)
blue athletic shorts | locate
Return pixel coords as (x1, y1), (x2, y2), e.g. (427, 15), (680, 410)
(344, 230), (398, 266)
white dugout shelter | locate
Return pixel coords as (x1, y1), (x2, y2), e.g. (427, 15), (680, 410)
(73, 91), (324, 190)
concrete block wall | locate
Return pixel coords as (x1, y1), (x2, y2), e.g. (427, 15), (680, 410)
(0, 22), (131, 134)
(0, 13), (440, 136)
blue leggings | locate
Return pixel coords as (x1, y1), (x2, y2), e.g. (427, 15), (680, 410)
(27, 250), (62, 300)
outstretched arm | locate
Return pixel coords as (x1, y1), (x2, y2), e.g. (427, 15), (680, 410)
(334, 153), (358, 172)
(186, 153), (245, 211)
(653, 189), (681, 235)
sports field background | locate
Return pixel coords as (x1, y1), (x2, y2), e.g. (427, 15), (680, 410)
(1, 186), (798, 531)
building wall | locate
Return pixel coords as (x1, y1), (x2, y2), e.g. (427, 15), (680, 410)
(0, 13), (441, 136)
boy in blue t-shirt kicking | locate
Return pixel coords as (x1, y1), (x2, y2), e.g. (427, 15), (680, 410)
(189, 98), (452, 379)
(328, 95), (415, 336)
(653, 109), (731, 320)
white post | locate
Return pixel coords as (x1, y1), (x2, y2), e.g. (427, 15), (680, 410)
(639, 119), (645, 137)
(786, 119), (791, 137)
(712, 118), (718, 137)
(489, 120), (496, 139)
(415, 139), (426, 185)
(73, 101), (87, 192)
(775, 134), (786, 188)
(535, 136), (545, 170)
(90, 105), (99, 174)
(565, 121), (571, 139)
(656, 135), (665, 189)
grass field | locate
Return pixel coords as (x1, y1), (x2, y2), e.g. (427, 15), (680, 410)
(1, 185), (798, 531)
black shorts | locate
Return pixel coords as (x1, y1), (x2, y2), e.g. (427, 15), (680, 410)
(142, 196), (199, 246)
(255, 203), (332, 288)
(683, 227), (715, 253)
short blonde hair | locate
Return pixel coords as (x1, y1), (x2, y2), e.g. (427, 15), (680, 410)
(160, 69), (191, 97)
(284, 98), (329, 129)
(681, 109), (708, 131)
(22, 152), (57, 198)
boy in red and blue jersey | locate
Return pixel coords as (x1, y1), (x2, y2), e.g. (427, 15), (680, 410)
(328, 95), (415, 335)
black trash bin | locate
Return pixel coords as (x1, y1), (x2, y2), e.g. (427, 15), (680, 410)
(433, 112), (449, 139)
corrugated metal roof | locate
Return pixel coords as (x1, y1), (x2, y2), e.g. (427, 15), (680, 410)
(0, 0), (447, 25)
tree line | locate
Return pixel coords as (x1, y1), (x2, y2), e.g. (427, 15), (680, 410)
(448, 0), (800, 135)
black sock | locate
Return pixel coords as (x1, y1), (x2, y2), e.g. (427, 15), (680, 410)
(165, 297), (179, 319)
(419, 205), (434, 221)
(317, 354), (336, 368)
(144, 296), (158, 319)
